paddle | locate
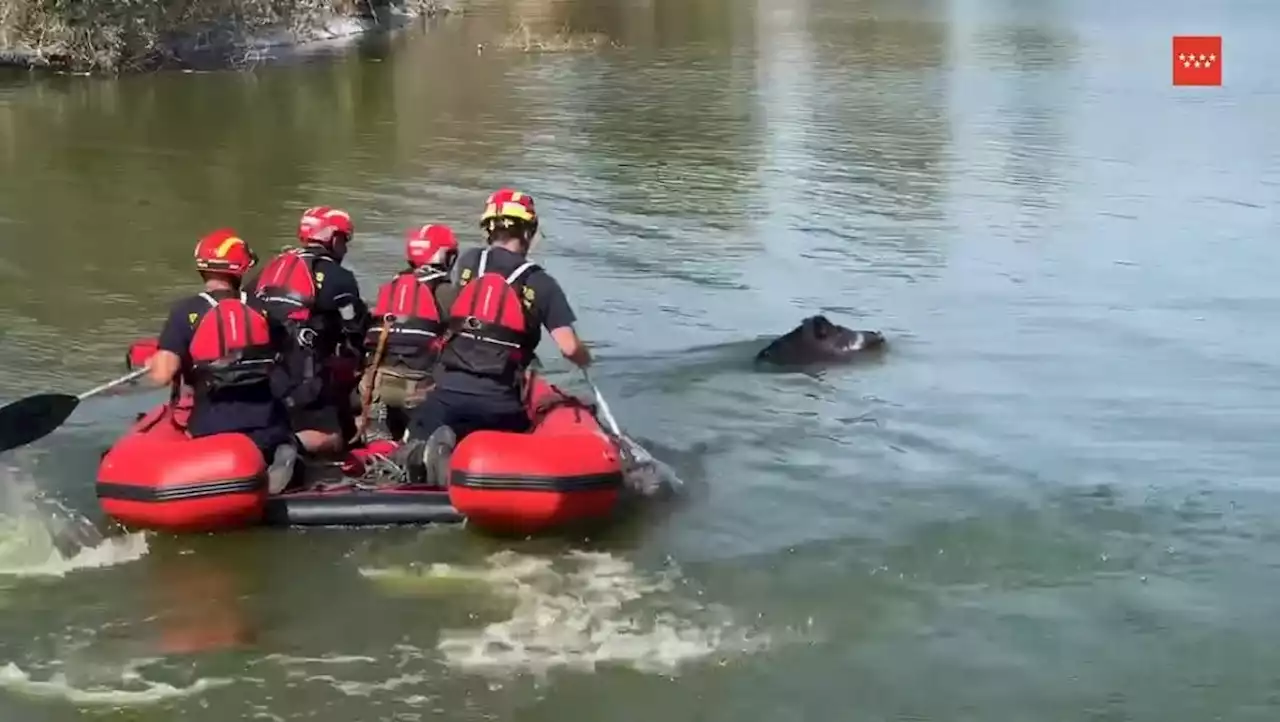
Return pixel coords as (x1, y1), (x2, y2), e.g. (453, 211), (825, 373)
(0, 367), (149, 454)
(582, 369), (655, 467)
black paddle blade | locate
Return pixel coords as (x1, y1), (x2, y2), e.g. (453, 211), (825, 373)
(0, 393), (81, 454)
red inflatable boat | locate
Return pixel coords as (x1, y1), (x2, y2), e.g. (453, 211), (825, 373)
(97, 341), (628, 535)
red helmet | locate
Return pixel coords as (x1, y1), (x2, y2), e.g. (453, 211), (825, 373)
(298, 206), (354, 248)
(405, 224), (459, 268)
(480, 189), (538, 237)
(193, 229), (257, 277)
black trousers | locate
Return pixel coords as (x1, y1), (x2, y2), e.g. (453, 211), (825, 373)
(407, 389), (531, 442)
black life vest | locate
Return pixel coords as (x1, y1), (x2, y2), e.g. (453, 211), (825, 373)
(438, 248), (539, 385)
(367, 268), (449, 360)
(187, 291), (277, 396)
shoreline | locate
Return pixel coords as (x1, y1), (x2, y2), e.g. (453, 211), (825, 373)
(0, 0), (453, 74)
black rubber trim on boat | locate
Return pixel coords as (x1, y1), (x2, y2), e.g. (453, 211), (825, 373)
(263, 490), (463, 526)
(450, 471), (624, 492)
(96, 477), (263, 502)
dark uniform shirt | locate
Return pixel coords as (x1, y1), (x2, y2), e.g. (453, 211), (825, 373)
(435, 246), (577, 404)
(255, 249), (369, 413)
(301, 252), (369, 353)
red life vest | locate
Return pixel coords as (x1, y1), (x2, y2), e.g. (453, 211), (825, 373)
(367, 268), (449, 358)
(438, 248), (539, 384)
(187, 291), (277, 395)
(254, 248), (319, 323)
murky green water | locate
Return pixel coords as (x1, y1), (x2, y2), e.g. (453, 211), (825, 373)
(1, 0), (1279, 718)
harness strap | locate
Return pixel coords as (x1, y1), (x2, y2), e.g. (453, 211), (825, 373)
(389, 328), (439, 337)
(476, 248), (537, 285)
(507, 262), (535, 284)
(451, 330), (522, 348)
(197, 291), (249, 308)
(415, 268), (449, 284)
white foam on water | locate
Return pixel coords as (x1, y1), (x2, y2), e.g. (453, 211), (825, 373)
(0, 528), (150, 578)
(307, 672), (430, 698)
(0, 461), (149, 577)
(0, 661), (231, 705)
(263, 653), (379, 666)
(362, 550), (770, 678)
(358, 563), (497, 598)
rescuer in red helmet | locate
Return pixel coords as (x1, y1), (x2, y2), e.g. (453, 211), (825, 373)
(357, 223), (461, 442)
(254, 206), (369, 458)
(395, 189), (592, 484)
(147, 229), (298, 492)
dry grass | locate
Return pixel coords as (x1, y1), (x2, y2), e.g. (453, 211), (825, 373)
(0, 0), (446, 72)
(496, 22), (617, 54)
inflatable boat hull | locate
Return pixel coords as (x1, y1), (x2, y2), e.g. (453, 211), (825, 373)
(448, 381), (626, 534)
(95, 365), (625, 534)
(97, 404), (268, 532)
(95, 401), (461, 531)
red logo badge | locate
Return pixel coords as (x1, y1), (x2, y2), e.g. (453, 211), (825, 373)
(1172, 36), (1222, 86)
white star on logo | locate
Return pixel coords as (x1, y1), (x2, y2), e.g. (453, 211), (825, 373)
(1209, 54), (1216, 62)
(1183, 60), (1191, 67)
(1198, 54), (1206, 62)
(1178, 53), (1187, 61)
(1194, 61), (1202, 68)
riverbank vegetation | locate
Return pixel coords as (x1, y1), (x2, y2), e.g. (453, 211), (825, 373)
(0, 0), (444, 73)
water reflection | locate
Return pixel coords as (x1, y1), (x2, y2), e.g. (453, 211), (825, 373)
(807, 0), (949, 71)
(0, 12), (567, 389)
(566, 0), (763, 227)
(146, 549), (256, 656)
(953, 0), (1078, 239)
(501, 0), (754, 51)
(1001, 32), (1072, 237)
(780, 0), (952, 298)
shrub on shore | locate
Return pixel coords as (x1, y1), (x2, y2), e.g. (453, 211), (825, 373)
(0, 0), (436, 72)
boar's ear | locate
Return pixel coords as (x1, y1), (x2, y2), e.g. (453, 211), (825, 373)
(808, 314), (834, 339)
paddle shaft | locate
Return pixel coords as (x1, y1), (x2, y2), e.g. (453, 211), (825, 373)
(78, 367), (149, 400)
(582, 370), (624, 437)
